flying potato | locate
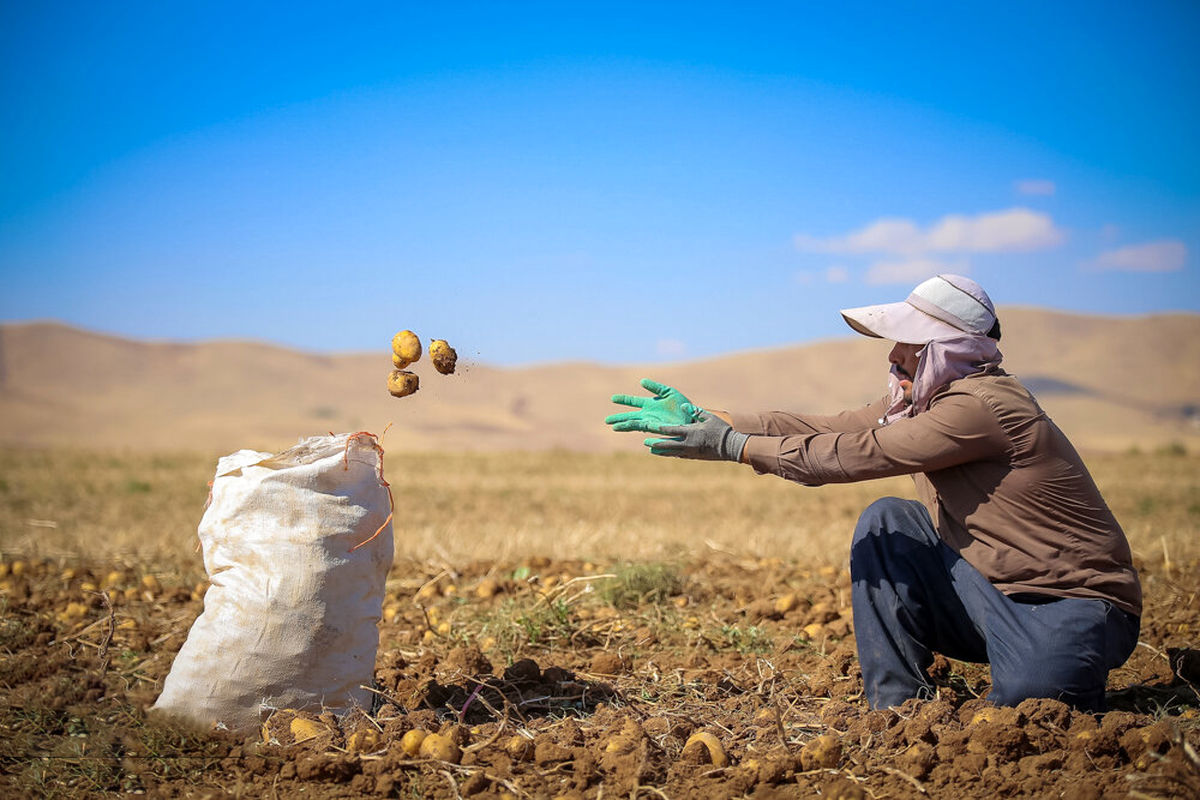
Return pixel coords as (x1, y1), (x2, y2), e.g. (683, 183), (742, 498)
(387, 369), (419, 398)
(429, 339), (457, 375)
(391, 330), (422, 367)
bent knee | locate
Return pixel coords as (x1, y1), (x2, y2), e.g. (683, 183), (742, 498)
(988, 676), (1057, 707)
(853, 497), (932, 544)
(989, 672), (1107, 711)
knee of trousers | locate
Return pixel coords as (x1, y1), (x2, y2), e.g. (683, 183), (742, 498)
(987, 674), (1097, 709)
(987, 659), (1109, 709)
(852, 497), (935, 548)
(850, 497), (938, 584)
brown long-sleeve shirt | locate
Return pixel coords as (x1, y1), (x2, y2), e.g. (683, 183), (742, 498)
(730, 367), (1142, 616)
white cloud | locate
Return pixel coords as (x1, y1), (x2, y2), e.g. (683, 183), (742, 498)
(655, 338), (687, 357)
(795, 207), (1065, 256)
(1015, 179), (1056, 196)
(825, 265), (849, 283)
(865, 258), (969, 285)
(795, 218), (923, 255)
(925, 208), (1064, 252)
(1085, 239), (1187, 273)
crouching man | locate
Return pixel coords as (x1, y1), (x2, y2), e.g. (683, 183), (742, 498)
(606, 274), (1140, 711)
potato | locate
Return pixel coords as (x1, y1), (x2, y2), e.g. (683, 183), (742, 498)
(429, 339), (457, 375)
(347, 728), (381, 753)
(56, 602), (89, 623)
(773, 593), (799, 614)
(418, 732), (462, 763)
(400, 729), (428, 757)
(387, 369), (419, 398)
(289, 717), (325, 744)
(391, 330), (422, 366)
(682, 731), (728, 767)
(799, 733), (842, 770)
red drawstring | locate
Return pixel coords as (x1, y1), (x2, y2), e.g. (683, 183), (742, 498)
(344, 432), (395, 553)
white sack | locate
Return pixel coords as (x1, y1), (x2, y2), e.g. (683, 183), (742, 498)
(153, 433), (394, 731)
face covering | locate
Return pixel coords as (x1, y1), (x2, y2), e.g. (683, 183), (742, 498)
(880, 334), (1003, 425)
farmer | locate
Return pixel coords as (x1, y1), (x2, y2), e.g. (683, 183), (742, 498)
(606, 274), (1141, 711)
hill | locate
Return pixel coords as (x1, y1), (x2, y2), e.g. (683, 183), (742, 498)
(1, 309), (1197, 454)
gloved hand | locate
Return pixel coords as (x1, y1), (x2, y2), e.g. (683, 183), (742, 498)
(606, 378), (701, 433)
(645, 407), (750, 462)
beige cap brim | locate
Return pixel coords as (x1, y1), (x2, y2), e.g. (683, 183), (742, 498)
(840, 301), (965, 344)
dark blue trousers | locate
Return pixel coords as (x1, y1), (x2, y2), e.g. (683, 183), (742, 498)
(850, 498), (1139, 711)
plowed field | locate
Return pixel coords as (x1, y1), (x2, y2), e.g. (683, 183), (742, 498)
(1, 449), (1197, 798)
(3, 554), (1198, 799)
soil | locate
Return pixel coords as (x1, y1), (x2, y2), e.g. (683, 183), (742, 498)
(2, 555), (1198, 799)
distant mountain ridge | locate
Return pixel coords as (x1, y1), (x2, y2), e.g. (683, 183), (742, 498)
(1, 309), (1198, 454)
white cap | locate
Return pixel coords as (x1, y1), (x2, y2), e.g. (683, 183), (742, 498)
(840, 274), (997, 344)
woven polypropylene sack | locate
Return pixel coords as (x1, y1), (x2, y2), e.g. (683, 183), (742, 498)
(152, 433), (394, 731)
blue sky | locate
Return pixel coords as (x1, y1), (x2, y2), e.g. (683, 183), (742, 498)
(2, 1), (1198, 364)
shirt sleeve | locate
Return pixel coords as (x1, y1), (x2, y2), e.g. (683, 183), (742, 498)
(741, 388), (1009, 485)
(729, 397), (888, 436)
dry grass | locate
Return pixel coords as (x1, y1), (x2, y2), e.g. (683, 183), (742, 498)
(1, 446), (1197, 571)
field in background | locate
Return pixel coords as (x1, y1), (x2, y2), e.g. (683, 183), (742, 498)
(1, 447), (1196, 571)
(5, 312), (1200, 456)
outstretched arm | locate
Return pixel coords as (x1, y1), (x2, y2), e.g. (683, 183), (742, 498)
(742, 390), (1007, 485)
(728, 399), (888, 437)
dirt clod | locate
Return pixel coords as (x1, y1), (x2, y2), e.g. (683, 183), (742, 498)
(800, 733), (842, 770)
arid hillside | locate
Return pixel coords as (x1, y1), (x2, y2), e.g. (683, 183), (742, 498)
(1, 309), (1197, 454)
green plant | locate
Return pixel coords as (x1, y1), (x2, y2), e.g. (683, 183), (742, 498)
(719, 624), (772, 655)
(517, 597), (575, 645)
(599, 562), (683, 609)
(474, 594), (580, 659)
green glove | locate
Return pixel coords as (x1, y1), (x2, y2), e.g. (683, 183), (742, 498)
(645, 408), (750, 462)
(605, 378), (701, 433)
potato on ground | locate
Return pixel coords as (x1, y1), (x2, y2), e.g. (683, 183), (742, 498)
(682, 731), (728, 767)
(418, 732), (462, 763)
(400, 729), (427, 757)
